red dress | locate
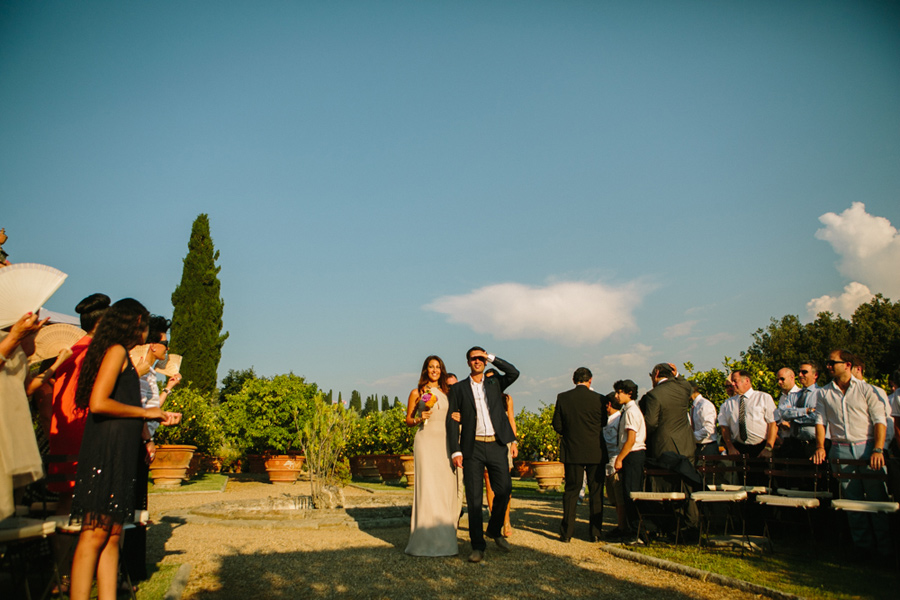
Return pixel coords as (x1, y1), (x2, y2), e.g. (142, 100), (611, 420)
(48, 334), (91, 492)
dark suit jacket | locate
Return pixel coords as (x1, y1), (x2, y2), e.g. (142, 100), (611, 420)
(446, 356), (519, 458)
(639, 377), (696, 459)
(552, 385), (608, 464)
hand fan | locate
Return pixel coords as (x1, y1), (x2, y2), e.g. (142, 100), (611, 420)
(130, 344), (152, 367)
(156, 354), (182, 378)
(30, 323), (87, 364)
(0, 263), (68, 328)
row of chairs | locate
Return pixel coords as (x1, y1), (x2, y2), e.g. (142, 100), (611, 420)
(630, 454), (900, 548)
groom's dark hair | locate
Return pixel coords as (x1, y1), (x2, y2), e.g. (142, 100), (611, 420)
(466, 346), (486, 360)
(573, 367), (592, 384)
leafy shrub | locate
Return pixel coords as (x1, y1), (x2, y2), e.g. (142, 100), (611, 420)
(153, 385), (222, 453)
(516, 403), (559, 461)
(219, 373), (319, 454)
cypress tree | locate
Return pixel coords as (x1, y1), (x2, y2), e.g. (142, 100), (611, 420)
(338, 391), (343, 407)
(170, 214), (229, 394)
(393, 396), (401, 409)
(363, 395), (378, 416)
(380, 395), (389, 412)
(349, 390), (362, 412)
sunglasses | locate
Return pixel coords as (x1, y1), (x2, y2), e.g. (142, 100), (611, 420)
(825, 360), (845, 368)
(468, 356), (486, 363)
(798, 370), (810, 375)
(154, 340), (169, 348)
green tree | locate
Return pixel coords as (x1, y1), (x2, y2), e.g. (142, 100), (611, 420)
(338, 391), (343, 407)
(170, 214), (229, 394)
(219, 367), (256, 403)
(393, 396), (401, 409)
(380, 395), (389, 412)
(349, 390), (362, 413)
(363, 395), (378, 416)
(219, 373), (319, 454)
(745, 315), (806, 373)
(850, 294), (900, 376)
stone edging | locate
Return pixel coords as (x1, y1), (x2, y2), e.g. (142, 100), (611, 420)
(600, 544), (805, 600)
(164, 563), (192, 600)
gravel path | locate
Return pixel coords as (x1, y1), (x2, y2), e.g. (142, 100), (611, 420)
(148, 478), (762, 600)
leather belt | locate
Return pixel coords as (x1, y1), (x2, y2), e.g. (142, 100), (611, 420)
(475, 435), (496, 443)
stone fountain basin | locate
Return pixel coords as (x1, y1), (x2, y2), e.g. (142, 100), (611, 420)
(161, 494), (412, 530)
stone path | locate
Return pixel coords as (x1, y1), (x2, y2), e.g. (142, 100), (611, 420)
(148, 478), (763, 600)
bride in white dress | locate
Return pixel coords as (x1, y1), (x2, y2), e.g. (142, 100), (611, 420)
(404, 355), (459, 556)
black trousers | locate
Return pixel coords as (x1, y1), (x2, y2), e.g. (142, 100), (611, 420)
(620, 450), (645, 531)
(462, 440), (511, 551)
(561, 463), (604, 540)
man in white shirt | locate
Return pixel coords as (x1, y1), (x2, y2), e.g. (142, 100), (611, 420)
(689, 381), (718, 459)
(850, 356), (894, 452)
(612, 379), (647, 545)
(718, 370), (778, 459)
(813, 350), (890, 558)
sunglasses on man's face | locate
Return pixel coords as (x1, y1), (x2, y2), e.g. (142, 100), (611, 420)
(825, 360), (845, 368)
(468, 356), (486, 363)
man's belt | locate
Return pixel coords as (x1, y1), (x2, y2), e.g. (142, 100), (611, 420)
(475, 435), (496, 443)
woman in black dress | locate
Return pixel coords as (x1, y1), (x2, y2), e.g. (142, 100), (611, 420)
(68, 299), (180, 600)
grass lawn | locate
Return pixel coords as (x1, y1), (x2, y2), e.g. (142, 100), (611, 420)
(149, 473), (228, 493)
(135, 563), (182, 600)
(628, 541), (897, 599)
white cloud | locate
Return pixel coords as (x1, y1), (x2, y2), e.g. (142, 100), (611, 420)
(425, 280), (647, 345)
(664, 320), (698, 339)
(806, 282), (875, 319)
(604, 343), (655, 368)
(810, 202), (900, 317)
(704, 332), (735, 346)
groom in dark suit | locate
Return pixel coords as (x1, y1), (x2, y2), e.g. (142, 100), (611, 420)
(447, 346), (519, 563)
(552, 367), (608, 542)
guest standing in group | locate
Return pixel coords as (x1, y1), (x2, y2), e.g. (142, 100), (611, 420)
(447, 347), (518, 563)
(68, 299), (180, 600)
(404, 355), (459, 556)
(0, 311), (48, 519)
(131, 315), (182, 580)
(613, 379), (647, 545)
(552, 367), (608, 543)
(48, 293), (110, 515)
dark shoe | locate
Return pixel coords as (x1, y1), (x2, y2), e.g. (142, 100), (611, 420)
(494, 536), (512, 552)
(559, 535), (571, 543)
(468, 549), (484, 563)
(589, 535), (601, 543)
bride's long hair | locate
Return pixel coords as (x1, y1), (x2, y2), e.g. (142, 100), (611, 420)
(418, 355), (449, 395)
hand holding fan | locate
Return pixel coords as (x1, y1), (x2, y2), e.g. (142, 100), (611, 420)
(0, 263), (68, 328)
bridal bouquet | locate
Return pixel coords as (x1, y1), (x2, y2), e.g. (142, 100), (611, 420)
(419, 388), (438, 424)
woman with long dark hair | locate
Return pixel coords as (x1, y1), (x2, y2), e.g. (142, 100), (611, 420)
(68, 299), (179, 600)
(48, 293), (111, 515)
(404, 355), (459, 556)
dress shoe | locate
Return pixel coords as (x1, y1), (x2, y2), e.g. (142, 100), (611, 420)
(589, 535), (601, 543)
(559, 535), (571, 543)
(468, 549), (484, 563)
(494, 536), (512, 552)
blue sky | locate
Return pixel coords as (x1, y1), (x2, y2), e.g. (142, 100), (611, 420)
(2, 1), (899, 410)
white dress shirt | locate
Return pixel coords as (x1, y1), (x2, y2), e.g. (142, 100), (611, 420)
(717, 389), (775, 445)
(691, 394), (717, 444)
(618, 401), (646, 453)
(815, 376), (887, 444)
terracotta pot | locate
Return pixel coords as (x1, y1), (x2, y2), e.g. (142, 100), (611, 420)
(399, 455), (415, 487)
(530, 460), (564, 491)
(247, 454), (268, 473)
(149, 445), (197, 488)
(513, 460), (533, 479)
(376, 454), (404, 483)
(349, 455), (381, 479)
(195, 453), (223, 473)
(265, 454), (305, 483)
